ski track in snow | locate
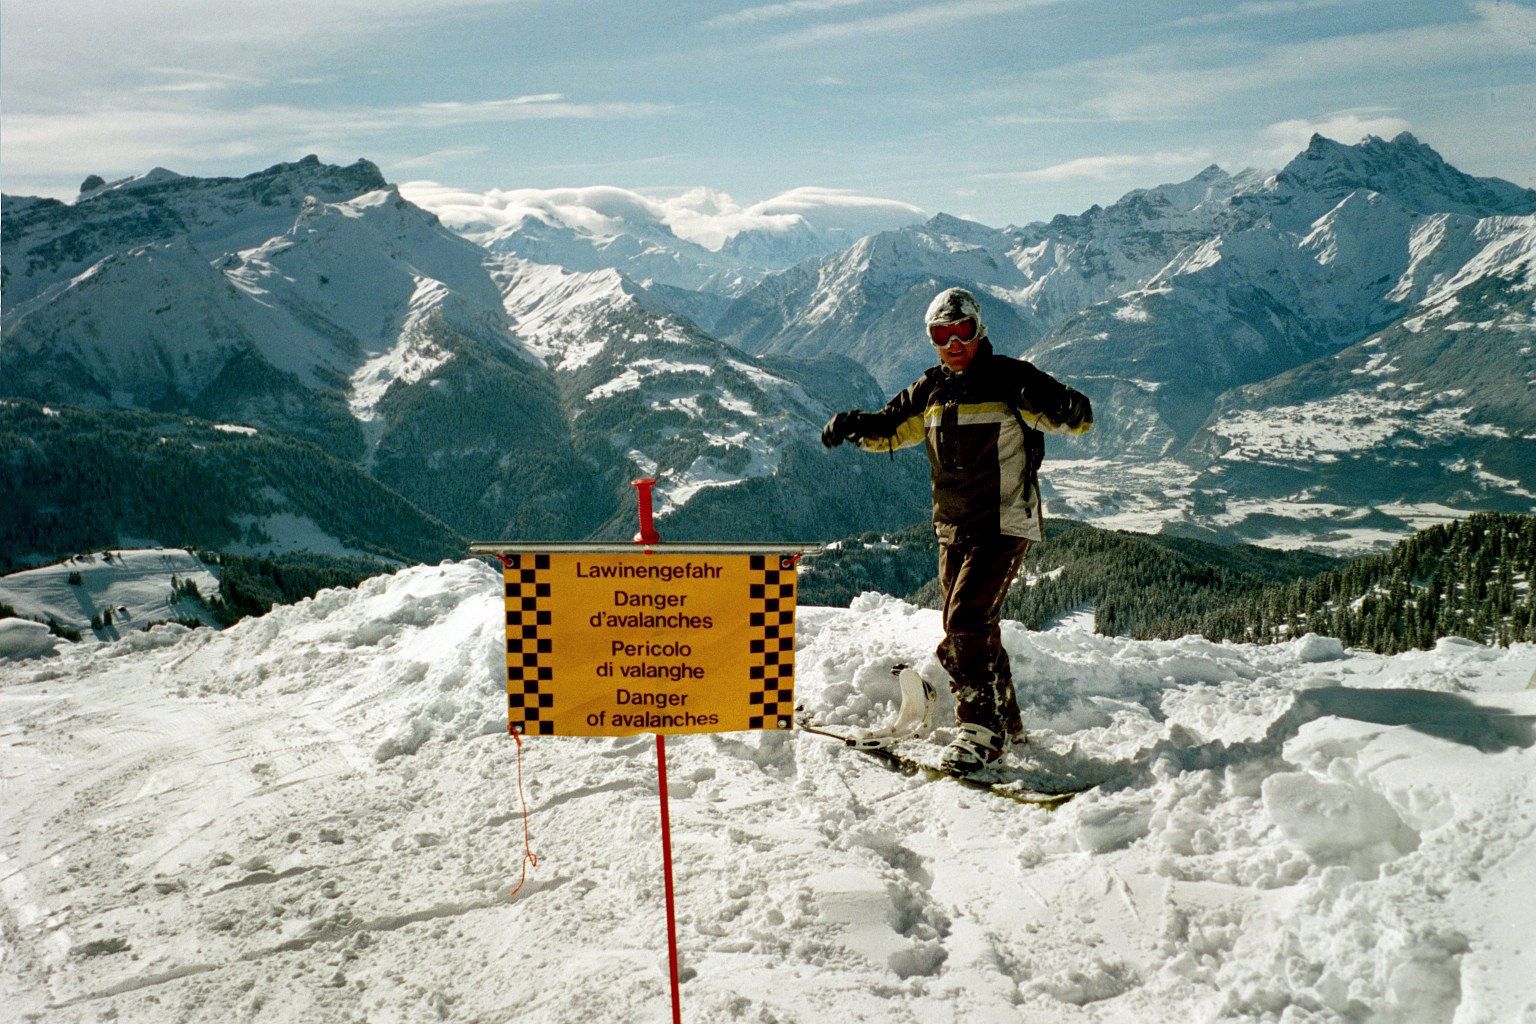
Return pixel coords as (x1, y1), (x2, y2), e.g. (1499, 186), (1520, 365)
(2, 562), (1534, 1023)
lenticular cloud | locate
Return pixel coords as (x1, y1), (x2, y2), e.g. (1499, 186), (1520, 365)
(400, 180), (924, 251)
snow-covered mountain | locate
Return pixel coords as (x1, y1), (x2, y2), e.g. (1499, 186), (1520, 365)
(493, 257), (930, 540)
(1170, 216), (1536, 545)
(1235, 131), (1536, 230)
(3, 558), (1533, 1021)
(714, 135), (1535, 468)
(714, 216), (1044, 391)
(713, 166), (1265, 393)
(1, 156), (388, 313)
(1, 159), (600, 544)
(3, 162), (940, 558)
(696, 134), (1534, 551)
(1027, 135), (1536, 456)
(6, 137), (1532, 559)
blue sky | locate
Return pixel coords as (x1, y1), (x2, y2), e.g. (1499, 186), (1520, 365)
(2, 0), (1532, 227)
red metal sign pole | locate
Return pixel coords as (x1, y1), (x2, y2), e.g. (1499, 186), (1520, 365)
(633, 478), (683, 1024)
(656, 732), (683, 1024)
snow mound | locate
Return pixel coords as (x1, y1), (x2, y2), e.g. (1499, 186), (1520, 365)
(2, 564), (1534, 1022)
(168, 559), (506, 754)
(0, 618), (59, 660)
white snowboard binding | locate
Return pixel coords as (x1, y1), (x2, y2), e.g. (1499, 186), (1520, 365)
(849, 664), (937, 750)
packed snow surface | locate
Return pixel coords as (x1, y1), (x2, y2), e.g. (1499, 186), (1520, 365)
(3, 561), (1534, 1023)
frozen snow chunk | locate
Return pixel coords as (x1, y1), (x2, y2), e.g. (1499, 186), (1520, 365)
(1074, 796), (1153, 853)
(1383, 930), (1469, 1022)
(0, 618), (60, 660)
(887, 940), (947, 979)
(104, 622), (194, 657)
(1026, 958), (1140, 1006)
(1262, 771), (1419, 875)
(847, 591), (913, 615)
(374, 717), (433, 762)
(1433, 636), (1494, 658)
(1292, 633), (1345, 663)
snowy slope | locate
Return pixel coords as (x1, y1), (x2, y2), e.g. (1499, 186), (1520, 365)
(0, 549), (218, 633)
(3, 562), (1534, 1022)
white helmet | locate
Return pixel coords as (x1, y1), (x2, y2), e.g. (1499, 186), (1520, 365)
(924, 287), (985, 338)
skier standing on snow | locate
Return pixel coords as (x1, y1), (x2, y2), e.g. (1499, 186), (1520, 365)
(820, 287), (1092, 772)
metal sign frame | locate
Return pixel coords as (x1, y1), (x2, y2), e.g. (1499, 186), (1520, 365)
(470, 542), (823, 555)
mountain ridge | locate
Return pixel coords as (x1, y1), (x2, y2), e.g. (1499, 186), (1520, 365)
(5, 135), (1532, 559)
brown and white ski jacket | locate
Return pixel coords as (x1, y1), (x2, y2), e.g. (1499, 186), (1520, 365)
(853, 340), (1092, 542)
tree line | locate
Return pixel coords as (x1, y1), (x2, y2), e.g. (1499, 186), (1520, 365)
(803, 514), (1535, 654)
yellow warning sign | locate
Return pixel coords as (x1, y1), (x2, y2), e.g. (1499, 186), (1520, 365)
(500, 552), (799, 736)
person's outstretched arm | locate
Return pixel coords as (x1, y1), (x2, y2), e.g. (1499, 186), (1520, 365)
(1014, 362), (1093, 435)
(821, 378), (929, 453)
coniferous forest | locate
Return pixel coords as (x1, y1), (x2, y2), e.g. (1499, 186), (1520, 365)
(1171, 513), (1536, 652)
(801, 513), (1536, 655)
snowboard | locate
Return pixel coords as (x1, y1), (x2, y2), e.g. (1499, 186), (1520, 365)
(795, 715), (1095, 807)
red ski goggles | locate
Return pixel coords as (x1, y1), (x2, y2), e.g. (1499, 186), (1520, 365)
(928, 317), (979, 346)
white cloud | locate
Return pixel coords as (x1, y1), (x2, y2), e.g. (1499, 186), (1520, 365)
(1470, 0), (1536, 45)
(702, 0), (870, 30)
(986, 150), (1213, 184)
(727, 186), (925, 244)
(1167, 0), (1357, 29)
(399, 182), (924, 251)
(1253, 110), (1414, 168)
(391, 147), (490, 171)
(2, 97), (673, 182)
(135, 66), (267, 94)
(1061, 5), (1536, 120)
(983, 111), (1199, 126)
(753, 0), (1067, 49)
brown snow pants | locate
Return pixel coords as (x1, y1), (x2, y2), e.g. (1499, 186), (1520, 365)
(936, 535), (1031, 741)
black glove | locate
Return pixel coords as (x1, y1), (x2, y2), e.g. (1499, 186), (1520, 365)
(821, 410), (869, 448)
(1060, 389), (1092, 430)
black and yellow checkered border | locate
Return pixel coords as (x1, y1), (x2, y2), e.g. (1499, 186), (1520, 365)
(746, 554), (796, 729)
(503, 553), (555, 735)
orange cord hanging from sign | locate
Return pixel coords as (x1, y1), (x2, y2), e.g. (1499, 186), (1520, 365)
(506, 726), (540, 898)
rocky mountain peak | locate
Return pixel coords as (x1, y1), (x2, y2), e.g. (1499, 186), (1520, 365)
(1275, 133), (1536, 219)
(245, 155), (388, 197)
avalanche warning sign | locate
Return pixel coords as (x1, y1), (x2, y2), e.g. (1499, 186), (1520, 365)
(493, 549), (805, 736)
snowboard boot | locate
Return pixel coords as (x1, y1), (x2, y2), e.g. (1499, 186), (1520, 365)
(939, 723), (1005, 774)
